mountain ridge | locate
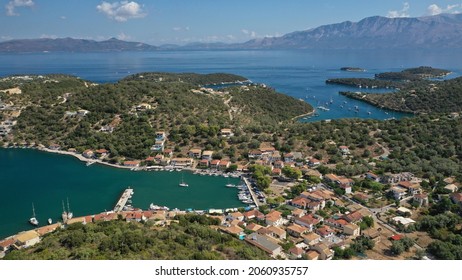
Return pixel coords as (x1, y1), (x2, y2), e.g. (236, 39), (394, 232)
(0, 37), (158, 52)
(240, 13), (462, 49)
(1, 13), (462, 52)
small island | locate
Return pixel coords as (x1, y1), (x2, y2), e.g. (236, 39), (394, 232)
(340, 67), (366, 72)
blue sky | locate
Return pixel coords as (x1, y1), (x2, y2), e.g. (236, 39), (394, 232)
(1, 0), (462, 44)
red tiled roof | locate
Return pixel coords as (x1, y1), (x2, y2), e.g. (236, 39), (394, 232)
(390, 234), (403, 241)
(296, 214), (319, 225)
(289, 246), (304, 255)
(272, 168), (281, 174)
(287, 224), (307, 234)
(316, 225), (334, 237)
(0, 238), (15, 248)
(451, 193), (462, 202)
(398, 181), (412, 188)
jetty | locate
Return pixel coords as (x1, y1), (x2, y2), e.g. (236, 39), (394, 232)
(242, 177), (262, 207)
(113, 187), (134, 212)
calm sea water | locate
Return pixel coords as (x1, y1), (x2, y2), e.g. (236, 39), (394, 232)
(0, 148), (243, 238)
(1, 49), (462, 238)
(1, 49), (461, 120)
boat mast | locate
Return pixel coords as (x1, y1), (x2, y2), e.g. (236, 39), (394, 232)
(61, 200), (68, 223)
(67, 197), (71, 213)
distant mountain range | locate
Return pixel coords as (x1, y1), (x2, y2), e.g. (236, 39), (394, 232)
(2, 13), (462, 52)
(0, 37), (158, 52)
(240, 13), (462, 49)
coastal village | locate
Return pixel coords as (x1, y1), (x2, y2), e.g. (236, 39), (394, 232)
(1, 75), (462, 260)
(1, 128), (461, 259)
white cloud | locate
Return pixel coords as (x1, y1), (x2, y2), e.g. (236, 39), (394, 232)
(1, 36), (14, 41)
(172, 26), (190, 32)
(5, 0), (34, 16)
(96, 1), (146, 22)
(387, 2), (410, 18)
(241, 29), (257, 38)
(40, 34), (58, 39)
(60, 16), (67, 20)
(117, 32), (131, 41)
(427, 4), (461, 15)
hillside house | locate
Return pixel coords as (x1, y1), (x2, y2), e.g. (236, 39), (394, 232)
(188, 148), (202, 158)
(265, 210), (283, 227)
(202, 150), (214, 160)
(245, 233), (283, 258)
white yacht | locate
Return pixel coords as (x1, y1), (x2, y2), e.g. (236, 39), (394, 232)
(29, 203), (39, 226)
(179, 174), (189, 187)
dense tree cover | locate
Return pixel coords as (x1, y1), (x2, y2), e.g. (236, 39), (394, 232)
(339, 76), (462, 114)
(413, 210), (462, 260)
(249, 164), (272, 189)
(229, 85), (313, 127)
(282, 166), (302, 180)
(4, 215), (269, 260)
(375, 67), (450, 81)
(390, 237), (414, 255)
(122, 72), (248, 86)
(4, 73), (312, 160)
(333, 236), (375, 259)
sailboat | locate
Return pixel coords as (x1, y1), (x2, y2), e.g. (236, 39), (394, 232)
(225, 178), (235, 188)
(179, 174), (189, 187)
(29, 203), (39, 226)
(61, 200), (68, 222)
(66, 198), (73, 219)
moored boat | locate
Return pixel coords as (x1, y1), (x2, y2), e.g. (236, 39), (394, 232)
(29, 203), (39, 226)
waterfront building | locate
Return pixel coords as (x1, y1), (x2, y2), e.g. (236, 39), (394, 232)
(202, 150), (214, 160)
(82, 149), (94, 159)
(170, 158), (193, 167)
(188, 148), (202, 158)
(15, 230), (40, 248)
(123, 161), (140, 167)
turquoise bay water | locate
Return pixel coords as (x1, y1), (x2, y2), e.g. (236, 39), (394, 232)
(0, 148), (243, 238)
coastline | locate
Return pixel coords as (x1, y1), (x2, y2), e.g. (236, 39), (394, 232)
(291, 109), (316, 121)
(1, 145), (244, 177)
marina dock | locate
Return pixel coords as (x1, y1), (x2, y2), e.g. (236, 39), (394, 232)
(113, 187), (134, 212)
(242, 177), (261, 207)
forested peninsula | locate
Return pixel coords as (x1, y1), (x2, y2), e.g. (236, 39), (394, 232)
(327, 67), (462, 114)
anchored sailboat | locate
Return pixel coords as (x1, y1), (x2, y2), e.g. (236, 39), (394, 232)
(66, 197), (73, 219)
(179, 174), (188, 187)
(29, 203), (39, 226)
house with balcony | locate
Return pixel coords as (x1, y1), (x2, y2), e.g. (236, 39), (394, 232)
(202, 150), (214, 160)
(188, 148), (202, 158)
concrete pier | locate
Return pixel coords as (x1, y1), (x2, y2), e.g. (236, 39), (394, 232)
(113, 187), (134, 212)
(242, 177), (262, 207)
